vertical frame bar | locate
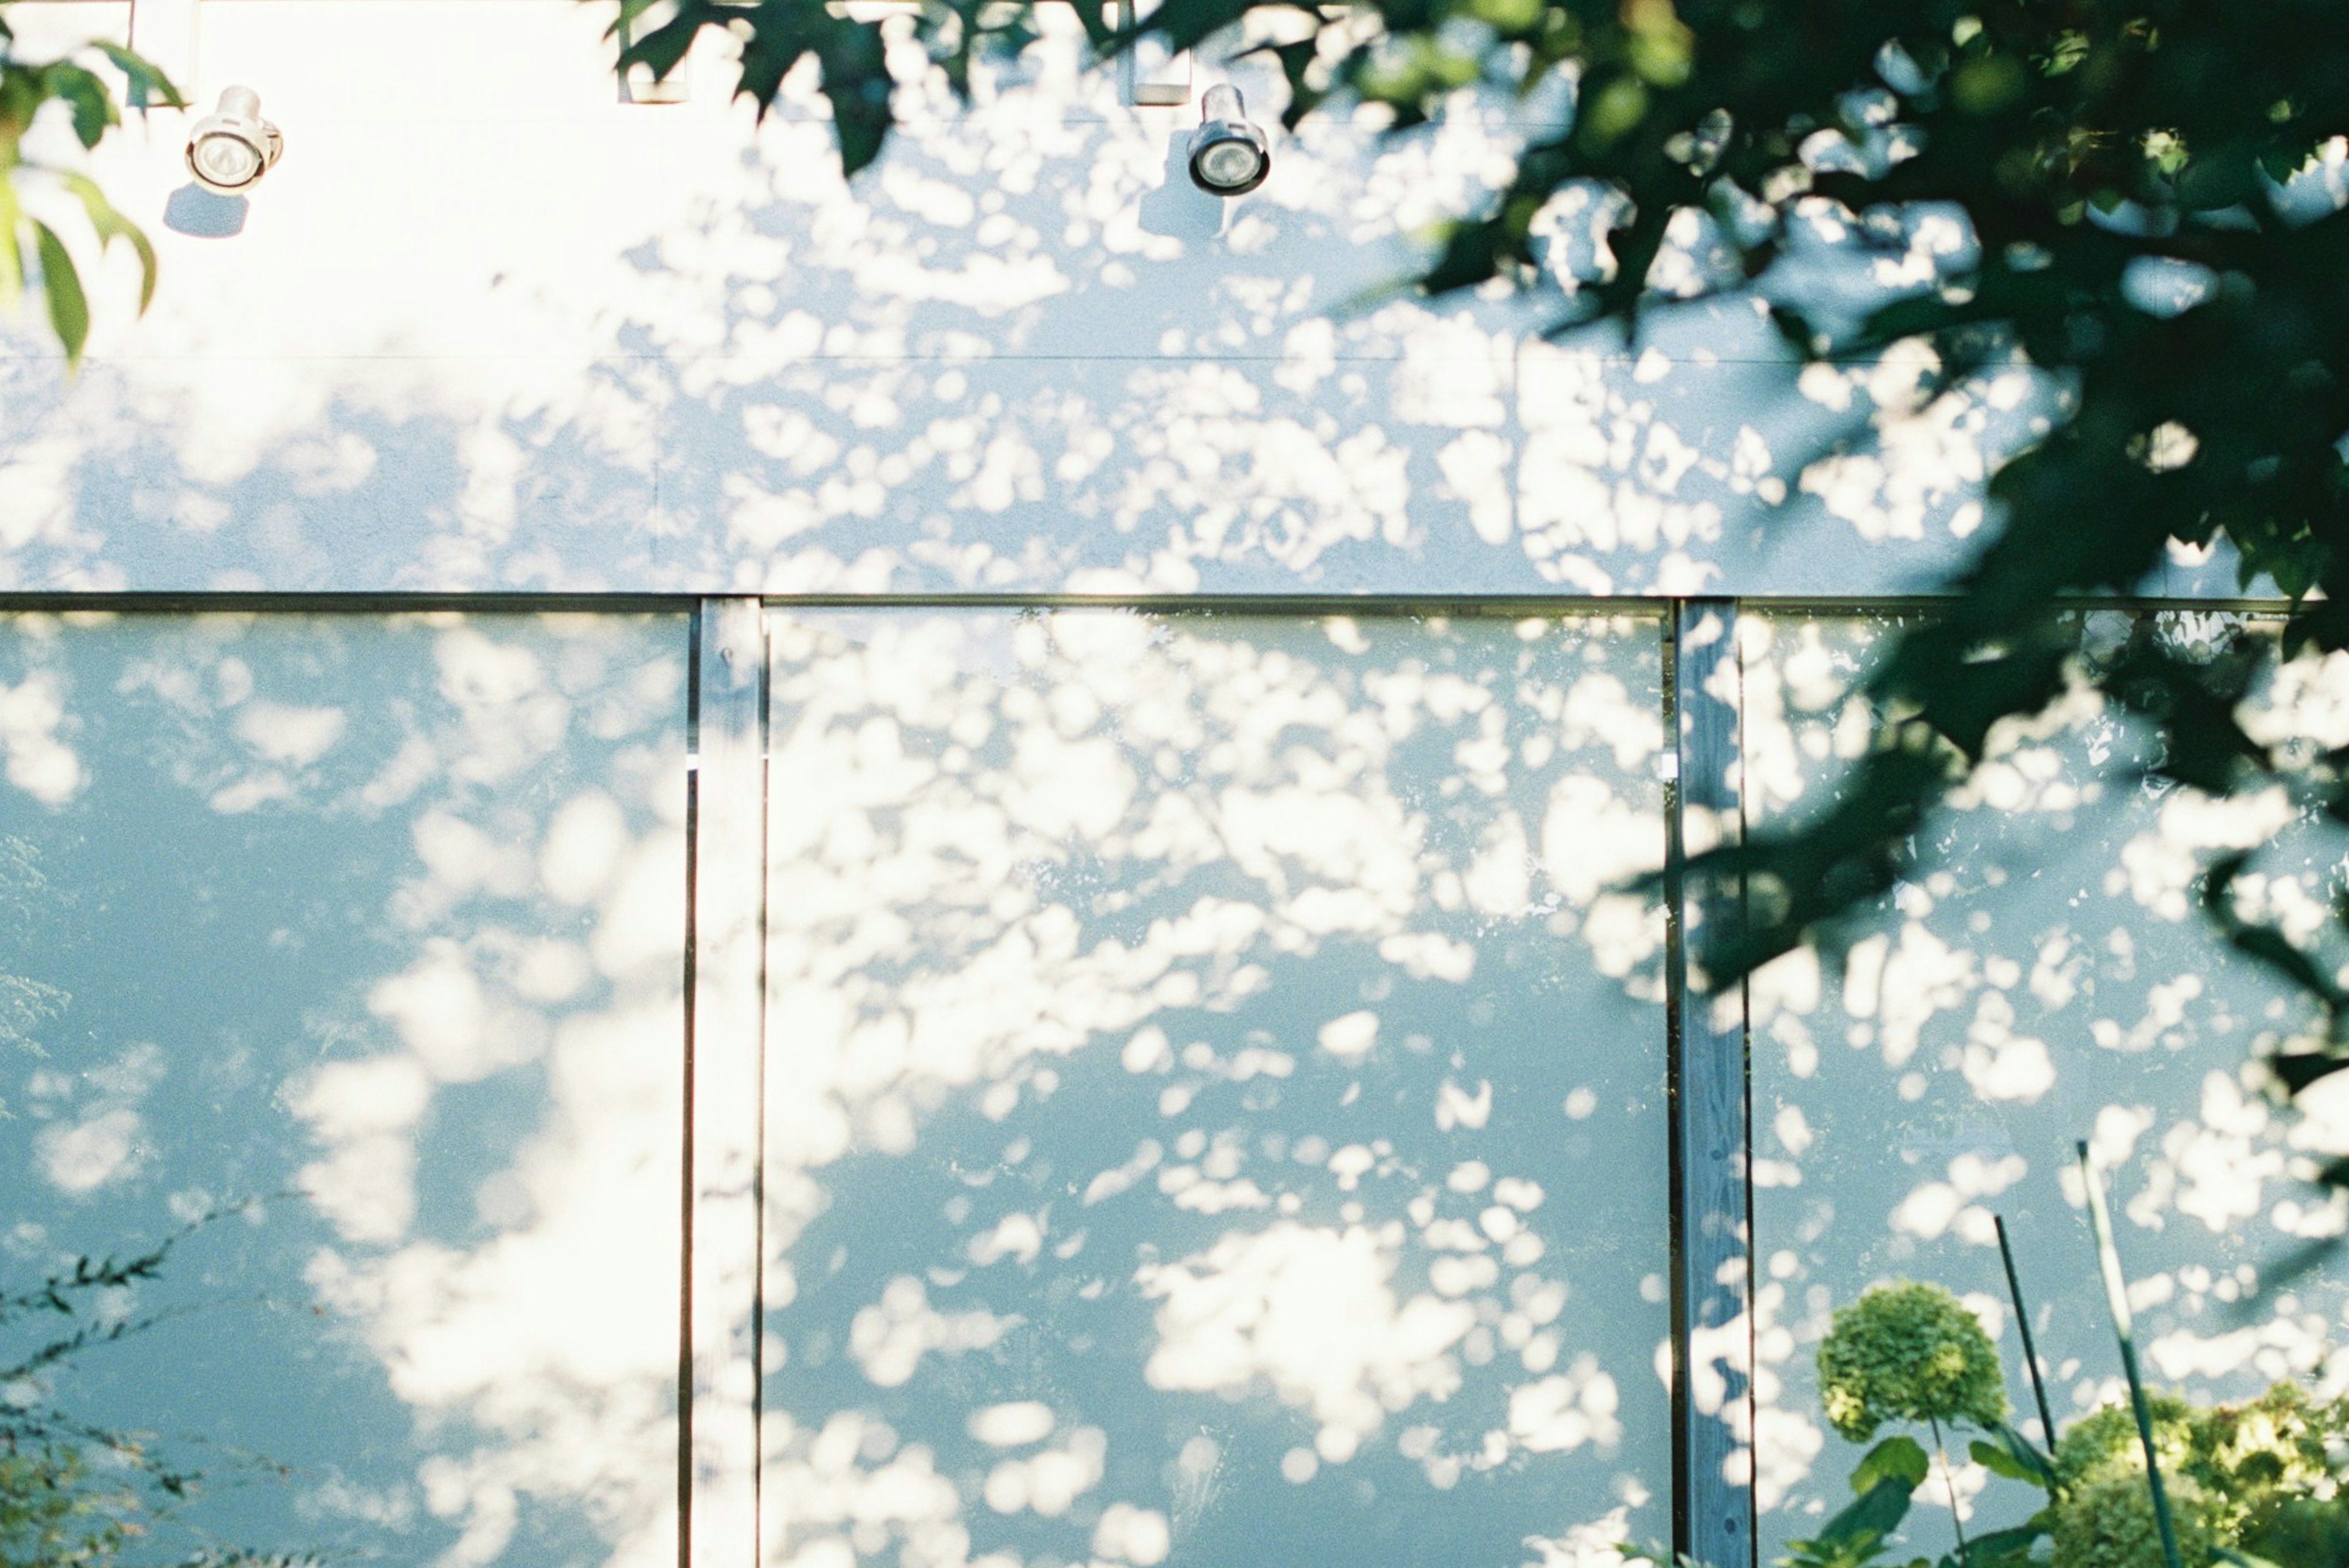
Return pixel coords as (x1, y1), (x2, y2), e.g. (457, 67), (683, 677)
(1115, 0), (1192, 104)
(688, 599), (766, 1568)
(127, 0), (199, 108)
(1668, 599), (1754, 1568)
(618, 9), (691, 104)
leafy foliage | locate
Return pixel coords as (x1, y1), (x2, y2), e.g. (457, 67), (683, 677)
(0, 1444), (138, 1567)
(1819, 1281), (2009, 1443)
(1743, 1296), (2048, 1568)
(0, 1211), (321, 1567)
(0, 6), (178, 363)
(2054, 1471), (2228, 1568)
(0, 0), (2331, 1232)
(1972, 1421), (2062, 1494)
(611, 0), (1041, 176)
(1781, 1438), (1928, 1568)
(1768, 1281), (2349, 1568)
(2053, 1385), (2349, 1568)
(2056, 1395), (2202, 1495)
(620, 0), (2349, 1201)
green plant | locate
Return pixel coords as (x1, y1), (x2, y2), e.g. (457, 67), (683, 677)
(1781, 1289), (2349, 1568)
(0, 6), (177, 363)
(1815, 1281), (2017, 1564)
(2049, 1385), (2349, 1568)
(10, 0), (2349, 1254)
(2050, 1471), (2227, 1568)
(1820, 1282), (2010, 1444)
(599, 0), (2349, 1236)
(0, 1216), (319, 1567)
(2056, 1397), (2199, 1495)
(2244, 1495), (2349, 1568)
(0, 1443), (139, 1566)
(1782, 1433), (1937, 1568)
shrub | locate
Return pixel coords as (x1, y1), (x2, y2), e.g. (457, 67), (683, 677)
(1817, 1281), (2009, 1443)
(2053, 1396), (2199, 1494)
(0, 1444), (138, 1567)
(2045, 1383), (2349, 1568)
(2050, 1470), (2226, 1568)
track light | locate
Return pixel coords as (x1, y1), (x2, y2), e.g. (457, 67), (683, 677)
(185, 87), (282, 194)
(1187, 84), (1269, 197)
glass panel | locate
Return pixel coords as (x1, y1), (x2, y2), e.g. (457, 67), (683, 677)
(1745, 612), (2349, 1556)
(760, 609), (1670, 1568)
(0, 612), (688, 1567)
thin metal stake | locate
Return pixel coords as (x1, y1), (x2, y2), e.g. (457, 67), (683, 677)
(1994, 1213), (2059, 1451)
(2077, 1141), (2183, 1568)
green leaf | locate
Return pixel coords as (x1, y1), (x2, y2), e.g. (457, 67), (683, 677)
(2258, 142), (2317, 183)
(56, 171), (157, 312)
(1854, 1436), (1931, 1495)
(817, 18), (891, 175)
(2217, 1550), (2287, 1568)
(31, 220), (89, 365)
(2178, 146), (2260, 210)
(615, 5), (701, 83)
(1423, 215), (1508, 295)
(39, 62), (116, 148)
(1961, 1525), (2049, 1568)
(0, 179), (24, 310)
(2268, 1049), (2349, 1094)
(1783, 1476), (1920, 1568)
(1581, 73), (1649, 144)
(91, 43), (184, 109)
(1970, 1423), (2057, 1490)
(611, 0), (672, 34)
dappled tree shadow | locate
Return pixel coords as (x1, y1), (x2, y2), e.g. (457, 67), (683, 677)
(0, 612), (688, 1566)
(0, 9), (2334, 1568)
(1745, 612), (2349, 1555)
(755, 609), (1671, 1568)
(0, 2), (2150, 601)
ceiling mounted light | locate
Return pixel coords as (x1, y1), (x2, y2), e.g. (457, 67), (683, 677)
(1187, 84), (1269, 197)
(185, 86), (283, 194)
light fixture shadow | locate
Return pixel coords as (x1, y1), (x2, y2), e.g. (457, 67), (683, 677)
(163, 183), (248, 238)
(1135, 131), (1224, 244)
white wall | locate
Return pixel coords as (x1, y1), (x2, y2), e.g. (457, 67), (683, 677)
(0, 13), (2331, 1568)
(0, 0), (2269, 598)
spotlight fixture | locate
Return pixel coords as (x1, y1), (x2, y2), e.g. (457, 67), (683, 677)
(1187, 84), (1269, 197)
(185, 87), (283, 194)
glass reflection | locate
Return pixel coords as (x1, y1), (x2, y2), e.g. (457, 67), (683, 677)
(1747, 612), (2349, 1557)
(0, 612), (686, 1567)
(760, 610), (1672, 1568)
